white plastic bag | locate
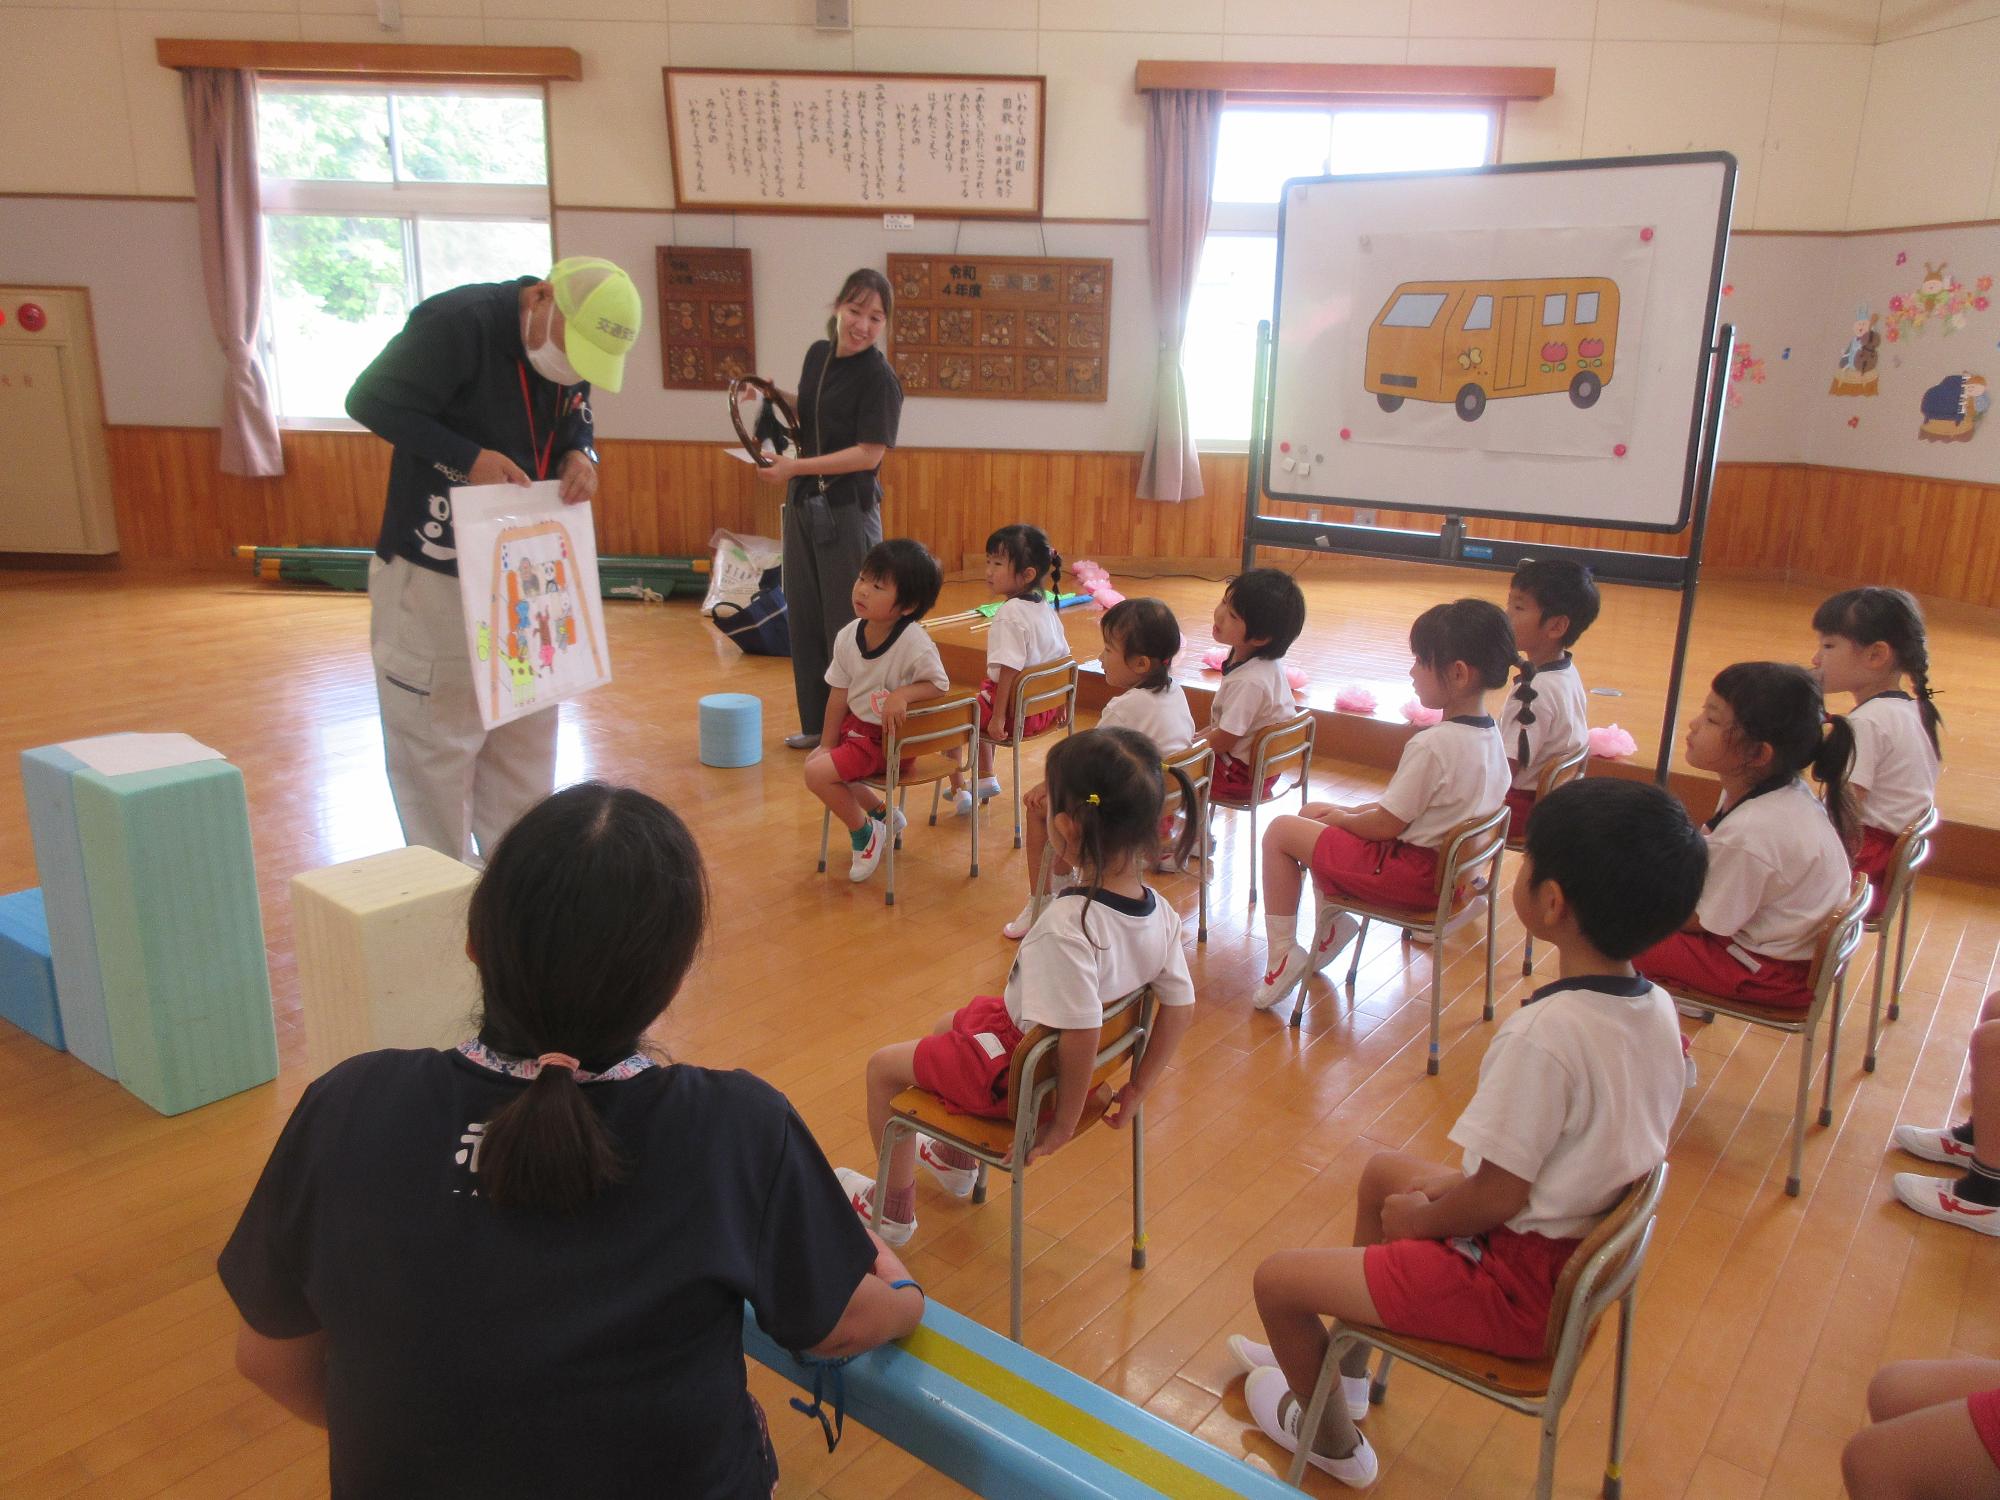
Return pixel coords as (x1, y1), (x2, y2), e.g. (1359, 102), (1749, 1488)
(701, 528), (784, 616)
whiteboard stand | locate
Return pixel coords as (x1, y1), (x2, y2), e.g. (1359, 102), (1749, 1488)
(1239, 318), (1737, 787)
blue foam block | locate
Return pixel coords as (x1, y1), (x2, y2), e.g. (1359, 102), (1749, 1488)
(20, 746), (113, 1076)
(0, 889), (64, 1051)
(73, 760), (278, 1115)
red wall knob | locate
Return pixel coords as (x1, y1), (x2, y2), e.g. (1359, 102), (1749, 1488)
(17, 303), (46, 332)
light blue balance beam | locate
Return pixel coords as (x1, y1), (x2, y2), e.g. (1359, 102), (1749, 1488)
(72, 760), (279, 1115)
(745, 1302), (1298, 1500)
(20, 747), (114, 1075)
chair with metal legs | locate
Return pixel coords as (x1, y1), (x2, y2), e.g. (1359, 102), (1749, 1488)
(1862, 804), (1939, 1073)
(1513, 743), (1590, 977)
(816, 689), (981, 906)
(1205, 709), (1315, 906)
(873, 985), (1156, 1342)
(1289, 1164), (1668, 1499)
(990, 655), (1079, 849)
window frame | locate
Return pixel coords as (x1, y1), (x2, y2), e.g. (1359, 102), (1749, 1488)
(255, 78), (554, 430)
(1189, 96), (1502, 452)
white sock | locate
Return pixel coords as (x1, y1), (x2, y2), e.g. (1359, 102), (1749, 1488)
(1264, 913), (1297, 959)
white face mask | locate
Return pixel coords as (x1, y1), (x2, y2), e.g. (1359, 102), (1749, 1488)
(522, 305), (582, 387)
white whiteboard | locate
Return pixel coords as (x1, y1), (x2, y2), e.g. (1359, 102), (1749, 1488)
(664, 69), (1044, 220)
(1264, 154), (1735, 532)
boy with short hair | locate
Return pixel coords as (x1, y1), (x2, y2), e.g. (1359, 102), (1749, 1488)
(1199, 567), (1308, 804)
(1231, 777), (1707, 1486)
(803, 538), (950, 882)
(1501, 558), (1602, 838)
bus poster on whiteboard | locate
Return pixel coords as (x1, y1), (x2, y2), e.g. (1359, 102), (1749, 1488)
(1264, 153), (1735, 533)
(664, 69), (1045, 219)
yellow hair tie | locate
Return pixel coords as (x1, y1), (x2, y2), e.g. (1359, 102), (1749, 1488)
(1086, 793), (1101, 805)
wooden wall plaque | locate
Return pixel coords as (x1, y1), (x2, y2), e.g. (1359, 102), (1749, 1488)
(655, 246), (756, 391)
(887, 253), (1110, 403)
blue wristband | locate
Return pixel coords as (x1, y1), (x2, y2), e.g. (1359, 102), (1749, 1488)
(888, 1278), (923, 1296)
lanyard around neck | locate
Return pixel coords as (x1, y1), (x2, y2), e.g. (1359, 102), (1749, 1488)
(517, 361), (555, 481)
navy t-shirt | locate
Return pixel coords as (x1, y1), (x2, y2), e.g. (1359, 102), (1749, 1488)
(789, 340), (902, 510)
(218, 1048), (875, 1499)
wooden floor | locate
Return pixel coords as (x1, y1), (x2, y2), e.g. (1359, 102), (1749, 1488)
(3, 565), (1999, 1500)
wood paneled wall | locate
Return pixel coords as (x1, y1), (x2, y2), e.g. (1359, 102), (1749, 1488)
(99, 426), (2000, 607)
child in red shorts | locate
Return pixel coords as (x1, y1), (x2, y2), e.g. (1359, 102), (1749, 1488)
(949, 523), (1071, 815)
(1231, 778), (1707, 1486)
(836, 728), (1201, 1244)
(1499, 558), (1599, 839)
(1198, 568), (1307, 805)
(1254, 599), (1514, 1016)
(802, 539), (951, 884)
(1844, 1358), (2000, 1500)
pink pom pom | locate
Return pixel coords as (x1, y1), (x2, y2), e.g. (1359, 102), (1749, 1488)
(1589, 724), (1638, 760)
(1285, 664), (1308, 691)
(1401, 699), (1443, 727)
(1334, 684), (1378, 714)
(1091, 587), (1126, 608)
(1200, 646), (1229, 671)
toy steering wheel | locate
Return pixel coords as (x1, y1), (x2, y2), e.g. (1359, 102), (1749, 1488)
(728, 376), (800, 469)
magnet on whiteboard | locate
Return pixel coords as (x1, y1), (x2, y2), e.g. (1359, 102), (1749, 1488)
(1297, 462), (1311, 476)
(1280, 457), (1296, 472)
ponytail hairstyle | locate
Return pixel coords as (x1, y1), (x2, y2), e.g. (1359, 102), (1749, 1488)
(1811, 585), (1942, 758)
(1100, 597), (1181, 692)
(1042, 728), (1197, 943)
(826, 267), (894, 345)
(985, 523), (1062, 604)
(1710, 662), (1859, 851)
(469, 782), (708, 1214)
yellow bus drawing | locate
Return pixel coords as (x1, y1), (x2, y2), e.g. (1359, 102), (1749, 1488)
(1364, 277), (1620, 422)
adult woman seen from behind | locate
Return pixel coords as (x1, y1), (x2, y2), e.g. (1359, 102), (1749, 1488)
(219, 783), (922, 1498)
(753, 268), (905, 748)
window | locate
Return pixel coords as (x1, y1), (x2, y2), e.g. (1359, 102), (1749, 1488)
(1575, 291), (1600, 325)
(1381, 292), (1449, 329)
(1184, 103), (1495, 444)
(1462, 294), (1493, 331)
(1542, 292), (1567, 326)
(257, 82), (553, 424)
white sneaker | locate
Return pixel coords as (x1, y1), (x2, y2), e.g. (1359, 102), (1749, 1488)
(1228, 1336), (1369, 1421)
(1892, 1171), (2000, 1237)
(848, 823), (887, 882)
(917, 1136), (978, 1197)
(834, 1166), (915, 1245)
(1408, 894), (1486, 947)
(1002, 900), (1037, 940)
(1244, 1367), (1379, 1487)
(1675, 1000), (1716, 1022)
(1893, 1123), (1976, 1166)
(1681, 1033), (1697, 1089)
(952, 777), (1002, 816)
(869, 806), (908, 840)
(1254, 943), (1314, 1012)
(1310, 907), (1360, 973)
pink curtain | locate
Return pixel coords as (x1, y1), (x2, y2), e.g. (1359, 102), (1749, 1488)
(183, 67), (284, 477)
(1136, 88), (1222, 503)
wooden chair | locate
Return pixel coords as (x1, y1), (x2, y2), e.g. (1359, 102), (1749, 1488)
(991, 655), (1079, 849)
(1862, 804), (1939, 1073)
(1205, 709), (1315, 905)
(873, 985), (1156, 1343)
(1512, 743), (1590, 977)
(815, 689), (981, 907)
(1291, 1164), (1668, 1499)
(1302, 805), (1510, 1077)
(1662, 874), (1870, 1195)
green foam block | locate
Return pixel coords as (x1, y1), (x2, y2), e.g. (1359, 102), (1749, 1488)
(73, 760), (278, 1115)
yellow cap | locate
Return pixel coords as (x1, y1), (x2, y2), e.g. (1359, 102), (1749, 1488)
(550, 256), (642, 394)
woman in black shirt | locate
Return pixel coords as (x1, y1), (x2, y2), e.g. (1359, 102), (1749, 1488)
(219, 783), (923, 1498)
(754, 268), (905, 748)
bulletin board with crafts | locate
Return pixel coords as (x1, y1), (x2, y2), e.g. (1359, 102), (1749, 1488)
(656, 247), (756, 391)
(886, 254), (1111, 402)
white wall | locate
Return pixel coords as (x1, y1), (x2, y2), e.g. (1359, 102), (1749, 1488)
(3, 0), (1999, 227)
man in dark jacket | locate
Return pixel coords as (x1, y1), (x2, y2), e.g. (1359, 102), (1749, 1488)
(347, 256), (640, 861)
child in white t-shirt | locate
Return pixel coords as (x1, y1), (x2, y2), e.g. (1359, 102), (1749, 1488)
(1199, 568), (1307, 804)
(1500, 559), (1600, 839)
(803, 539), (951, 884)
(1634, 662), (1856, 1010)
(838, 729), (1202, 1244)
(950, 523), (1071, 815)
(1230, 778), (1706, 1487)
(1255, 600), (1514, 1017)
(1811, 586), (1943, 919)
(1004, 597), (1196, 939)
